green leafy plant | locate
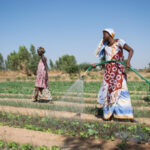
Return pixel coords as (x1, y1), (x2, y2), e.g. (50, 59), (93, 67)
(50, 146), (61, 150)
(35, 145), (48, 150)
(0, 140), (4, 148)
(7, 141), (18, 150)
(20, 143), (33, 150)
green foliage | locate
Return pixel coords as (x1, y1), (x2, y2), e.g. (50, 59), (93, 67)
(127, 125), (136, 131)
(55, 55), (79, 74)
(6, 51), (20, 70)
(17, 46), (30, 74)
(1, 111), (150, 143)
(80, 131), (88, 138)
(20, 143), (33, 150)
(50, 146), (61, 150)
(35, 145), (48, 150)
(103, 124), (110, 128)
(18, 46), (30, 62)
(8, 141), (18, 150)
(0, 53), (4, 70)
(110, 136), (115, 141)
(88, 129), (98, 136)
(30, 44), (36, 55)
(0, 140), (4, 148)
(4, 48), (91, 74)
(78, 63), (91, 71)
(26, 44), (40, 75)
(5, 45), (40, 75)
(56, 55), (77, 69)
(0, 139), (59, 150)
(65, 64), (80, 74)
(49, 59), (55, 70)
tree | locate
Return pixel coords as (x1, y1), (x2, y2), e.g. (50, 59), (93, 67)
(55, 55), (79, 74)
(5, 45), (41, 75)
(55, 55), (77, 70)
(18, 46), (30, 72)
(30, 44), (36, 55)
(18, 46), (30, 61)
(6, 51), (19, 70)
(0, 53), (4, 70)
(65, 65), (80, 74)
(49, 59), (55, 70)
(79, 63), (91, 71)
(26, 44), (40, 75)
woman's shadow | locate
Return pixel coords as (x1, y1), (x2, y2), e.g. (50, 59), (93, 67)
(94, 107), (113, 121)
(37, 99), (53, 103)
(93, 107), (104, 118)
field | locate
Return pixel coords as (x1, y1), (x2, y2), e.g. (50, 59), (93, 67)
(0, 72), (150, 150)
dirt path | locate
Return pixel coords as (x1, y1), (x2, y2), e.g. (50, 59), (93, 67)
(1, 125), (150, 150)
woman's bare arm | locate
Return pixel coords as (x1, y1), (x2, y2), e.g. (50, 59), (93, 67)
(42, 56), (48, 80)
(123, 44), (134, 68)
(42, 56), (48, 71)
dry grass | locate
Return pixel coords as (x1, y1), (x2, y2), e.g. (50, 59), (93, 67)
(0, 70), (150, 82)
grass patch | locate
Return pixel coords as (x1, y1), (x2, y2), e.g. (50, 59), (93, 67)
(0, 81), (149, 95)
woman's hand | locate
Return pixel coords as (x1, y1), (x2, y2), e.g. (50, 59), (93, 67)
(92, 63), (97, 68)
(126, 60), (131, 68)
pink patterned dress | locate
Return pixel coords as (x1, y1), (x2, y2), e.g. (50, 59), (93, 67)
(35, 58), (48, 89)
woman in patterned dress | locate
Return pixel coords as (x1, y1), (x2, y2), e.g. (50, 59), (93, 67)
(93, 28), (134, 121)
(33, 47), (51, 102)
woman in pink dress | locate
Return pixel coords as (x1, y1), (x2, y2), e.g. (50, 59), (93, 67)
(33, 47), (51, 102)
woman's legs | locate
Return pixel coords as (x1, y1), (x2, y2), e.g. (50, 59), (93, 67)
(39, 88), (43, 94)
(33, 87), (44, 102)
(33, 87), (39, 102)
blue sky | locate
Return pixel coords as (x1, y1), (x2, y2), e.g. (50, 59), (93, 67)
(0, 0), (150, 68)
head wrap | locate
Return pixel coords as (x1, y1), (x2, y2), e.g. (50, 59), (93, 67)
(37, 47), (45, 53)
(95, 28), (115, 57)
(103, 28), (115, 38)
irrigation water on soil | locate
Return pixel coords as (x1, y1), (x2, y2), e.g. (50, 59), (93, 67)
(59, 77), (84, 116)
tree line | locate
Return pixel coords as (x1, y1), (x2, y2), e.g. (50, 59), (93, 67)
(0, 45), (91, 75)
(1, 45), (145, 75)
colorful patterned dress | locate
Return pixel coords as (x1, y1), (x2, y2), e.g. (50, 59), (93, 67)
(98, 39), (134, 119)
(35, 58), (48, 89)
(34, 58), (52, 100)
